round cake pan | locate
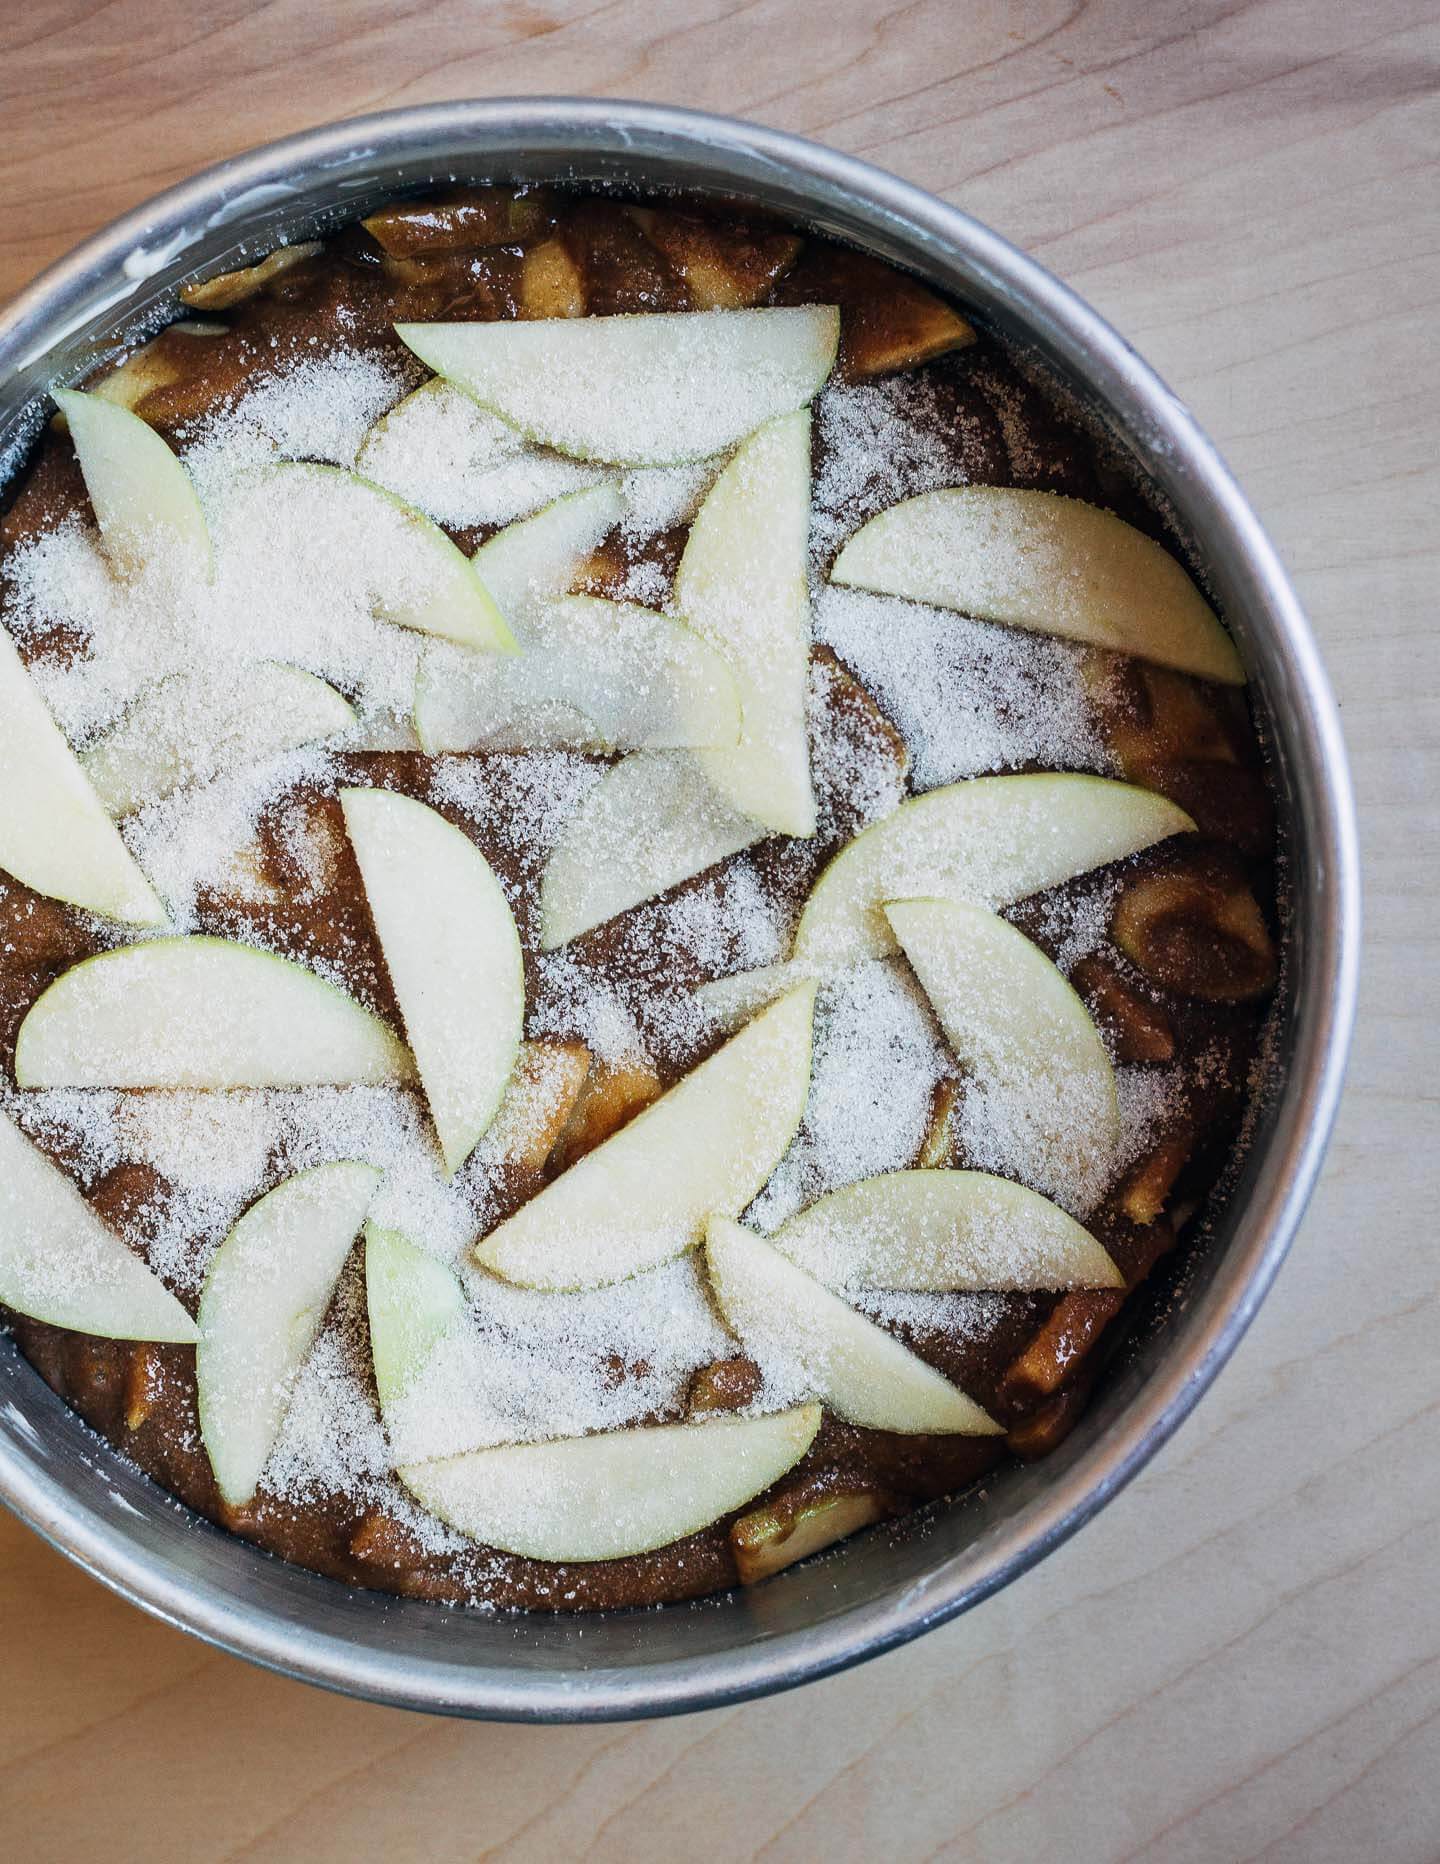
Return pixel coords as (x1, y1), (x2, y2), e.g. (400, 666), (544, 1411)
(0, 99), (1359, 1721)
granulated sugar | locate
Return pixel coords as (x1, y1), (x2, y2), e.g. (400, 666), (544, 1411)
(810, 375), (963, 569)
(528, 948), (647, 1065)
(123, 745), (338, 928)
(814, 585), (1106, 791)
(950, 1067), (1115, 1220)
(2, 1085), (124, 1204)
(183, 349), (412, 480)
(385, 1253), (732, 1466)
(619, 461), (719, 540)
(428, 751), (603, 868)
(1015, 871), (1125, 975)
(747, 961), (945, 1232)
(808, 649), (910, 835)
(856, 1287), (1014, 1340)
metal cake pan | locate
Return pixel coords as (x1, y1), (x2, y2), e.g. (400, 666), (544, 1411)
(0, 99), (1360, 1721)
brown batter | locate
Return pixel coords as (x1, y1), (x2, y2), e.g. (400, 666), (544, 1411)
(0, 189), (1277, 1609)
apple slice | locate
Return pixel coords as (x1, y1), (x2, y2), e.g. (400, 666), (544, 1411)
(0, 1105), (197, 1341)
(79, 324), (228, 418)
(796, 774), (1194, 966)
(398, 1402), (822, 1562)
(395, 305), (840, 466)
(363, 1221), (466, 1418)
(886, 899), (1121, 1211)
(82, 661), (356, 816)
(196, 1162), (381, 1505)
(831, 488), (1245, 685)
(54, 388), (211, 580)
(705, 1217), (999, 1435)
(539, 751), (763, 950)
(468, 483), (624, 632)
(479, 1040), (592, 1174)
(179, 242), (323, 310)
(0, 629), (166, 925)
(340, 789), (524, 1174)
(770, 1169), (1122, 1291)
(14, 936), (414, 1089)
(474, 981), (816, 1291)
(674, 409), (816, 836)
(263, 463), (517, 653)
(730, 1487), (888, 1584)
(415, 594), (741, 756)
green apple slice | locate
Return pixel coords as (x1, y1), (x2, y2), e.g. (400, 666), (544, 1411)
(415, 594), (741, 757)
(398, 1402), (822, 1562)
(264, 463), (517, 653)
(469, 483), (624, 632)
(364, 1221), (466, 1420)
(196, 1162), (381, 1505)
(770, 1169), (1122, 1291)
(0, 629), (166, 925)
(675, 409), (816, 836)
(539, 750), (763, 950)
(474, 981), (817, 1291)
(831, 487), (1245, 685)
(395, 305), (840, 466)
(82, 661), (356, 816)
(0, 1105), (197, 1341)
(14, 936), (414, 1089)
(886, 898), (1121, 1210)
(705, 1217), (999, 1435)
(340, 789), (524, 1174)
(54, 387), (212, 580)
(796, 773), (1194, 966)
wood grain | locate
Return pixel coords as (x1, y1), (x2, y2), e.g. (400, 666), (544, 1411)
(1, 2), (1436, 1858)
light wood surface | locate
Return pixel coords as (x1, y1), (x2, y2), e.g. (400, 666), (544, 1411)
(1, 4), (1435, 1858)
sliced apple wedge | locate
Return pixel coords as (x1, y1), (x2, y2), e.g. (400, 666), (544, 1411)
(415, 594), (741, 757)
(364, 1221), (466, 1418)
(83, 661), (355, 816)
(0, 1105), (196, 1341)
(539, 751), (763, 950)
(54, 388), (211, 580)
(196, 1162), (381, 1505)
(831, 487), (1245, 685)
(398, 1402), (822, 1561)
(0, 629), (166, 924)
(480, 1040), (592, 1174)
(705, 1217), (998, 1435)
(675, 409), (816, 836)
(179, 242), (323, 310)
(81, 323), (228, 418)
(14, 936), (413, 1089)
(396, 305), (840, 466)
(796, 774), (1194, 966)
(340, 789), (523, 1174)
(474, 982), (816, 1291)
(469, 483), (624, 632)
(264, 463), (517, 653)
(886, 899), (1121, 1211)
(770, 1169), (1122, 1291)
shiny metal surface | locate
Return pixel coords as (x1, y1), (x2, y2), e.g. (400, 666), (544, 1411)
(0, 99), (1359, 1722)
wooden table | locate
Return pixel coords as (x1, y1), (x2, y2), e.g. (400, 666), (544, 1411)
(1, 4), (1434, 1857)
